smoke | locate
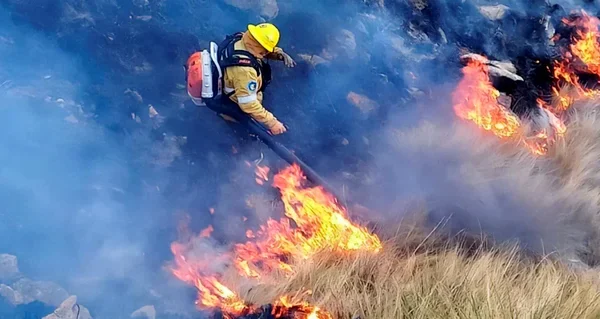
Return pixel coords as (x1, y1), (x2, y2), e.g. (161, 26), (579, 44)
(0, 4), (204, 318)
(3, 0), (600, 317)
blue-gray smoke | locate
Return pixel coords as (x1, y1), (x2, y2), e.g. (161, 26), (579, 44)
(1, 0), (600, 318)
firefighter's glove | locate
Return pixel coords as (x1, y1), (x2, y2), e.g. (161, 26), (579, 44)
(274, 48), (296, 68)
(270, 120), (287, 135)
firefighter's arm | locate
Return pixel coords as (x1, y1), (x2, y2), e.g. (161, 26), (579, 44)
(266, 47), (296, 67)
(232, 68), (279, 129)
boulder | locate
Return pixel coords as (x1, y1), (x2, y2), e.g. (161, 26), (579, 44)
(223, 0), (279, 20)
(259, 0), (279, 20)
(460, 53), (524, 82)
(322, 29), (357, 61)
(0, 284), (24, 305)
(0, 254), (20, 283)
(43, 296), (92, 319)
(478, 5), (510, 21)
(11, 278), (70, 307)
(347, 92), (379, 115)
(131, 305), (156, 319)
(297, 54), (330, 68)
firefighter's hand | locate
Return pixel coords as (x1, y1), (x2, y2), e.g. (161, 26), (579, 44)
(275, 48), (296, 68)
(270, 121), (287, 135)
(281, 51), (296, 68)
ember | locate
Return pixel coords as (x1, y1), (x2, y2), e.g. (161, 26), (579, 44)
(212, 297), (333, 319)
(170, 164), (381, 318)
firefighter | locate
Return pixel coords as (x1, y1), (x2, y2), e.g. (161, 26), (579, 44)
(213, 23), (296, 135)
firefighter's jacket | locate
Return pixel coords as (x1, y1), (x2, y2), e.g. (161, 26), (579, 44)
(223, 36), (280, 129)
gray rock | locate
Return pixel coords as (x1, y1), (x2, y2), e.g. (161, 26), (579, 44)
(223, 0), (279, 20)
(478, 5), (510, 21)
(131, 305), (156, 319)
(461, 53), (524, 82)
(12, 278), (70, 307)
(297, 54), (330, 68)
(259, 0), (279, 20)
(43, 296), (92, 319)
(347, 92), (379, 115)
(322, 29), (357, 61)
(0, 254), (20, 283)
(0, 284), (24, 305)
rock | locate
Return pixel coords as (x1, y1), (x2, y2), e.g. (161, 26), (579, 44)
(461, 53), (524, 82)
(542, 15), (555, 42)
(322, 29), (357, 61)
(43, 296), (92, 319)
(0, 284), (24, 305)
(259, 0), (279, 20)
(131, 305), (156, 319)
(12, 278), (70, 307)
(347, 92), (379, 114)
(148, 105), (158, 118)
(478, 5), (510, 21)
(297, 54), (330, 68)
(410, 0), (428, 11)
(223, 0), (279, 20)
(124, 88), (143, 103)
(488, 65), (524, 82)
(0, 254), (20, 283)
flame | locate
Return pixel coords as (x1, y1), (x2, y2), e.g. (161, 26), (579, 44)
(524, 130), (550, 156)
(170, 164), (379, 318)
(452, 59), (521, 138)
(170, 241), (248, 316)
(568, 11), (600, 76)
(234, 164), (382, 276)
(272, 296), (333, 319)
(452, 58), (568, 156)
(552, 11), (600, 111)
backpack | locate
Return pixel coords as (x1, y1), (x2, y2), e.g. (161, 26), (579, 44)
(186, 33), (272, 106)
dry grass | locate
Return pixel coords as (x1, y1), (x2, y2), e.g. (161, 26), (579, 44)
(196, 93), (600, 319)
(230, 97), (600, 318)
(240, 230), (600, 319)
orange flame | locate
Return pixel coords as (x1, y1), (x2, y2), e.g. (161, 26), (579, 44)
(568, 11), (600, 76)
(552, 11), (600, 111)
(170, 241), (248, 315)
(452, 59), (521, 138)
(452, 57), (568, 156)
(234, 164), (382, 276)
(170, 164), (379, 318)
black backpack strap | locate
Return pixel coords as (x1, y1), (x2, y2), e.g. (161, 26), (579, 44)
(217, 33), (267, 98)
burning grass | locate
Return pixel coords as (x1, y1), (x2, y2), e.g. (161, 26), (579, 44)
(169, 95), (600, 318)
(245, 231), (600, 319)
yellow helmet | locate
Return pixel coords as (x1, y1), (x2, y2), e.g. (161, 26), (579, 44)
(247, 23), (280, 53)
